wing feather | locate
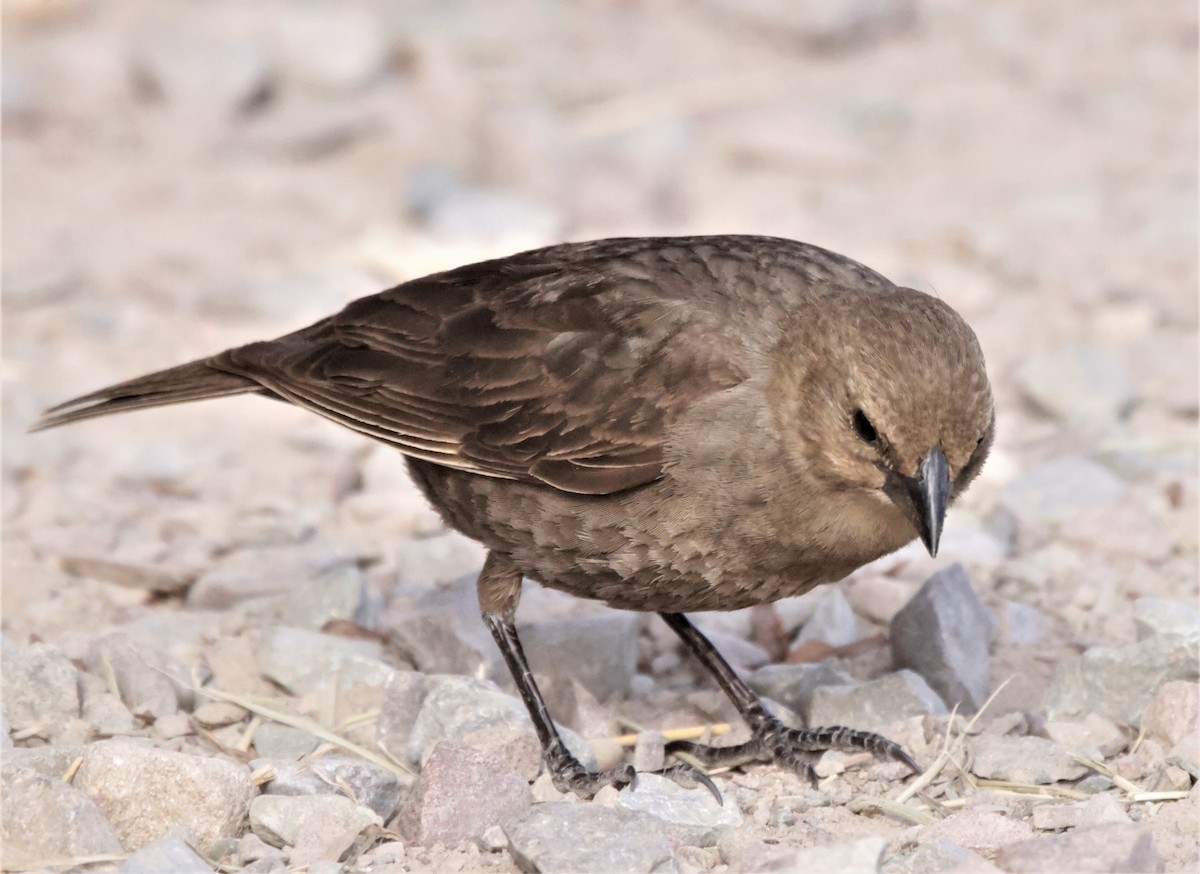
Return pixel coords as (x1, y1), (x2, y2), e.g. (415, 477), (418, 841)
(218, 241), (751, 494)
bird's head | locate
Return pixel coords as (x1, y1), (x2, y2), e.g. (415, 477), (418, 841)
(770, 285), (994, 557)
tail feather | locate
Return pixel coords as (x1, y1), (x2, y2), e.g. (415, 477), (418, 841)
(31, 358), (261, 432)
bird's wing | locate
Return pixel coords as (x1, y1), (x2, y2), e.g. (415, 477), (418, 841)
(217, 247), (749, 494)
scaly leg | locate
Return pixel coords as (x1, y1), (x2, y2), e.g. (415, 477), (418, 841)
(659, 612), (919, 784)
(478, 553), (717, 798)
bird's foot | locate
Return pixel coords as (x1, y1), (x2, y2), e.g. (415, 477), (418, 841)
(545, 746), (722, 802)
(665, 717), (919, 787)
(545, 745), (635, 797)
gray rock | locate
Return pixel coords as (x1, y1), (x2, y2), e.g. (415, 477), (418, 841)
(698, 629), (772, 673)
(791, 836), (888, 873)
(1044, 634), (1199, 725)
(128, 14), (273, 115)
(84, 633), (188, 720)
(632, 731), (666, 773)
(82, 690), (139, 736)
(881, 837), (997, 873)
(375, 671), (430, 765)
(249, 794), (381, 849)
(1, 712), (9, 750)
(506, 803), (674, 873)
(969, 735), (1088, 784)
(1, 763), (125, 870)
(75, 741), (254, 852)
(748, 662), (854, 714)
(1077, 794), (1132, 827)
(254, 560), (372, 629)
(1044, 714), (1128, 759)
(256, 755), (403, 820)
(703, 0), (916, 51)
(1133, 598), (1200, 641)
(1016, 343), (1136, 425)
(189, 542), (355, 609)
(406, 675), (594, 770)
(98, 611), (222, 676)
(617, 773), (742, 845)
(809, 670), (947, 733)
(238, 832), (285, 865)
(120, 834), (213, 873)
(251, 723), (320, 761)
(890, 564), (994, 712)
(519, 613), (640, 701)
(0, 745), (87, 779)
(406, 675), (528, 763)
(994, 824), (1163, 873)
(998, 455), (1128, 530)
(795, 586), (860, 648)
(389, 612), (492, 677)
(1, 639), (81, 739)
(79, 672), (138, 736)
(398, 741), (532, 846)
(256, 626), (394, 697)
(999, 599), (1054, 645)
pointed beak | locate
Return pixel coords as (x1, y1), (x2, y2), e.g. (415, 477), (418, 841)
(913, 444), (950, 556)
(881, 444), (952, 557)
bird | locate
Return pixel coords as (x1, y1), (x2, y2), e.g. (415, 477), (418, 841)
(34, 235), (995, 797)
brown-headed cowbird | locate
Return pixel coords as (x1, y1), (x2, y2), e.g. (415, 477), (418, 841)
(35, 235), (994, 796)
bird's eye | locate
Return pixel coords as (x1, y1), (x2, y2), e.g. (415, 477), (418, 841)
(852, 409), (878, 444)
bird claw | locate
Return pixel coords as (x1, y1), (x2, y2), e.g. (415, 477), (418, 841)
(546, 751), (637, 797)
(654, 761), (723, 805)
(665, 716), (920, 785)
(544, 747), (722, 803)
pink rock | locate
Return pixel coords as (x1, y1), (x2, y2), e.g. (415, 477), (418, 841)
(397, 741), (531, 847)
(1141, 681), (1199, 747)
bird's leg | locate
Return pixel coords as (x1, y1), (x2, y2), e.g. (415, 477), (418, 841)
(478, 553), (716, 798)
(658, 612), (919, 785)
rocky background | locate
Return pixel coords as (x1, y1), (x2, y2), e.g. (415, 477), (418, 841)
(2, 1), (1197, 872)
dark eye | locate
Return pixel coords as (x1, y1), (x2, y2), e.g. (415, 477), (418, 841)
(852, 409), (878, 444)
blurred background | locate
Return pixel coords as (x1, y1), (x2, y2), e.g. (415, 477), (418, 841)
(2, 0), (1197, 700)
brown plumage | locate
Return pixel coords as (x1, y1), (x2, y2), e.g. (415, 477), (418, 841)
(35, 235), (995, 796)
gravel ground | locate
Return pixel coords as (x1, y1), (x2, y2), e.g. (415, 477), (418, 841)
(3, 1), (1197, 872)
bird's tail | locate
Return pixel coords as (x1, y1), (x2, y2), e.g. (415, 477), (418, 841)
(30, 357), (260, 432)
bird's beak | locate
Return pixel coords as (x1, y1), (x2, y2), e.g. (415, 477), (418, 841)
(881, 444), (951, 557)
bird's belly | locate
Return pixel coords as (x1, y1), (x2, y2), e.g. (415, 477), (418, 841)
(405, 458), (912, 614)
